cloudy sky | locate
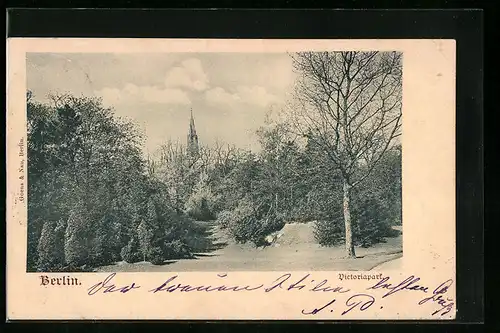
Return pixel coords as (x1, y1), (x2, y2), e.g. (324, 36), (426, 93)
(27, 53), (296, 153)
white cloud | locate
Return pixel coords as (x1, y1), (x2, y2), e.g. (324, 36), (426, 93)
(205, 87), (241, 106)
(204, 85), (280, 108)
(164, 58), (209, 91)
(237, 86), (280, 107)
(96, 83), (191, 106)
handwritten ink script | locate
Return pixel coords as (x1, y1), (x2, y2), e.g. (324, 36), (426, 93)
(85, 273), (455, 318)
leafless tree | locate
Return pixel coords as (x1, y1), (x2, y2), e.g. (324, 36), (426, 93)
(288, 51), (402, 258)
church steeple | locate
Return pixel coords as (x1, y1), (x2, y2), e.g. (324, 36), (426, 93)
(187, 108), (199, 156)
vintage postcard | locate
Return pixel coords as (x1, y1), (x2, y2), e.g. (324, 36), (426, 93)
(6, 38), (456, 320)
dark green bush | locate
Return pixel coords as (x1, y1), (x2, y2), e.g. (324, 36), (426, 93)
(147, 246), (165, 265)
(120, 237), (142, 263)
(64, 209), (90, 268)
(185, 196), (215, 221)
(352, 196), (399, 247)
(216, 210), (234, 229)
(227, 197), (285, 246)
(313, 219), (345, 246)
(36, 220), (65, 272)
(163, 239), (192, 259)
(313, 194), (399, 248)
(184, 173), (218, 221)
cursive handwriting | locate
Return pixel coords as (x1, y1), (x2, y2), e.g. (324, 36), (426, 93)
(367, 275), (455, 316)
(301, 293), (376, 316)
(87, 273), (141, 296)
(302, 299), (337, 315)
(85, 273), (454, 317)
(149, 274), (263, 293)
(149, 273), (350, 294)
(367, 275), (429, 298)
(341, 293), (376, 316)
(418, 279), (455, 316)
(265, 273), (350, 293)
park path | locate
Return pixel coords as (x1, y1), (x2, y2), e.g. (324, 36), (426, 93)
(97, 221), (403, 272)
(370, 257), (403, 271)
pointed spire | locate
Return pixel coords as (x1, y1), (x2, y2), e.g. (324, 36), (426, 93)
(189, 108), (197, 136)
(187, 107), (199, 156)
(189, 108), (195, 131)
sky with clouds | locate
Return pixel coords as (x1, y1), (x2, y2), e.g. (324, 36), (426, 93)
(27, 53), (296, 153)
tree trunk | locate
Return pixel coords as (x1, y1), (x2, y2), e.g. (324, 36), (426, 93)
(343, 179), (356, 258)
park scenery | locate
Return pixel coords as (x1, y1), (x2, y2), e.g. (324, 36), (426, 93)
(26, 51), (403, 272)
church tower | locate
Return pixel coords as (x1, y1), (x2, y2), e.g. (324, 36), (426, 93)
(187, 108), (199, 157)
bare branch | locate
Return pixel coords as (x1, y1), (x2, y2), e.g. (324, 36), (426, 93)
(287, 51), (402, 186)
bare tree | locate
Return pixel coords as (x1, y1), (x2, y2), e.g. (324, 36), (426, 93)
(288, 51), (402, 258)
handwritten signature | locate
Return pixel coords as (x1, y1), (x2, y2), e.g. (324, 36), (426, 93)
(301, 294), (376, 316)
(366, 275), (455, 316)
(417, 279), (455, 316)
(86, 273), (454, 317)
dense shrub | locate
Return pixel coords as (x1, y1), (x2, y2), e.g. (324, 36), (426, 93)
(313, 193), (400, 248)
(216, 210), (233, 229)
(163, 239), (192, 259)
(36, 220), (65, 272)
(137, 219), (153, 262)
(352, 197), (391, 247)
(184, 171), (219, 221)
(313, 218), (345, 246)
(184, 188), (217, 221)
(120, 237), (142, 263)
(226, 197), (285, 247)
(64, 209), (90, 268)
(147, 246), (165, 265)
(89, 216), (113, 266)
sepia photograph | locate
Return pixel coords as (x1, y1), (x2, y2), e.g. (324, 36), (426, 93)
(26, 51), (403, 273)
(7, 37), (457, 320)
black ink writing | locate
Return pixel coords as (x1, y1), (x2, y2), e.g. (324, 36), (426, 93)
(367, 275), (429, 298)
(149, 275), (263, 293)
(341, 294), (376, 315)
(87, 273), (140, 296)
(302, 299), (336, 315)
(310, 279), (351, 293)
(264, 273), (350, 294)
(418, 279), (455, 316)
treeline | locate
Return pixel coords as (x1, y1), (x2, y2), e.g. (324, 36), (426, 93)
(27, 91), (401, 272)
(150, 121), (402, 248)
(27, 93), (199, 272)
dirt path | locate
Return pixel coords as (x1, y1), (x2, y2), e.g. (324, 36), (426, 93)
(97, 222), (402, 272)
(370, 257), (403, 271)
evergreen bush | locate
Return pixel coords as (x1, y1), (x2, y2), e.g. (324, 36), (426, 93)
(147, 246), (165, 265)
(216, 210), (233, 229)
(64, 209), (90, 268)
(120, 237), (142, 263)
(163, 239), (192, 259)
(352, 196), (399, 247)
(36, 220), (65, 272)
(313, 219), (345, 246)
(184, 173), (217, 221)
(226, 197), (285, 246)
(313, 194), (399, 248)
